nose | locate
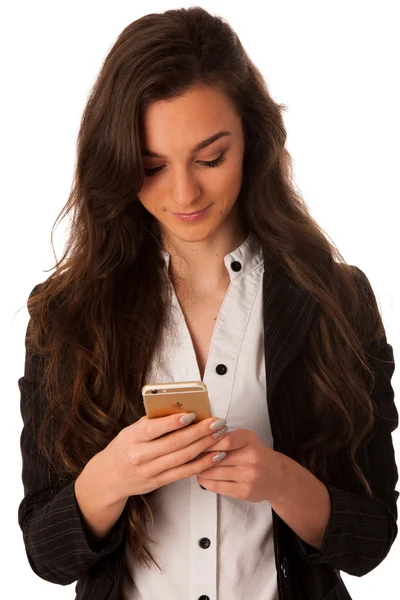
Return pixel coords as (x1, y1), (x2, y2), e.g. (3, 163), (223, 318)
(169, 166), (202, 208)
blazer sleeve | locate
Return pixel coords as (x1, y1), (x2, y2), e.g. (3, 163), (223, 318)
(17, 285), (127, 586)
(292, 267), (399, 576)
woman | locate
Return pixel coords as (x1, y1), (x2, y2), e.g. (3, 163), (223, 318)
(17, 6), (398, 600)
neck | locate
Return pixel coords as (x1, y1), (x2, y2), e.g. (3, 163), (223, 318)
(162, 215), (248, 297)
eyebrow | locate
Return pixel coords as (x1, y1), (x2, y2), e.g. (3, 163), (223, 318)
(142, 130), (232, 159)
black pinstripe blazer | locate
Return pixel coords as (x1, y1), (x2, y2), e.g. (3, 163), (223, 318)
(18, 260), (399, 600)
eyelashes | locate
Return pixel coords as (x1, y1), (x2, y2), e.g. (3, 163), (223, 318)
(143, 152), (226, 177)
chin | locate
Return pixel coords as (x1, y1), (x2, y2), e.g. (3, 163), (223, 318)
(166, 222), (219, 244)
(173, 228), (215, 243)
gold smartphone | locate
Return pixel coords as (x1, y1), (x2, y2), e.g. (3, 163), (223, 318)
(142, 381), (211, 423)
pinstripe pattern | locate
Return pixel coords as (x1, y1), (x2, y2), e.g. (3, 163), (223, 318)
(17, 260), (399, 600)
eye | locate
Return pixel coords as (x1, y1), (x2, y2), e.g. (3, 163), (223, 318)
(144, 152), (226, 177)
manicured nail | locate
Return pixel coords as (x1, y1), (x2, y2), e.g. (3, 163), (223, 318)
(212, 425), (228, 439)
(209, 418), (226, 431)
(212, 451), (227, 463)
(180, 412), (196, 424)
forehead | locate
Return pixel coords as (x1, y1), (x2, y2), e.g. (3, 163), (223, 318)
(140, 85), (241, 156)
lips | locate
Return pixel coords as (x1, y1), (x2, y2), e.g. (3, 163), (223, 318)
(173, 204), (211, 217)
(171, 203), (212, 221)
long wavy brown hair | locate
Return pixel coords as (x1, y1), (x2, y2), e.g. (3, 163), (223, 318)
(23, 6), (389, 571)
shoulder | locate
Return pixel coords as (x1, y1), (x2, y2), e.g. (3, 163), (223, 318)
(27, 279), (66, 318)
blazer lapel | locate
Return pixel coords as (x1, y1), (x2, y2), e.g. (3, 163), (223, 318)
(262, 256), (319, 408)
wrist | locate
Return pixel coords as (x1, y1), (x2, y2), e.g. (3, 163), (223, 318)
(74, 451), (128, 545)
(266, 451), (288, 504)
(80, 448), (129, 507)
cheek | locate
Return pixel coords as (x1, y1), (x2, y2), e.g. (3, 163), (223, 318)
(209, 162), (242, 195)
(220, 151), (243, 188)
(219, 165), (243, 204)
(137, 189), (162, 216)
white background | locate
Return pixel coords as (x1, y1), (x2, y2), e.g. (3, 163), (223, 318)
(1, 1), (399, 597)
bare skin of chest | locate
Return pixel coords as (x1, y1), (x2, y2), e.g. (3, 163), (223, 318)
(175, 286), (228, 380)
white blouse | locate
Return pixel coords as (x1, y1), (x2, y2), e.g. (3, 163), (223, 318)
(122, 233), (279, 600)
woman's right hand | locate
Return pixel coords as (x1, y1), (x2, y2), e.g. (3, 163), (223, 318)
(100, 412), (229, 501)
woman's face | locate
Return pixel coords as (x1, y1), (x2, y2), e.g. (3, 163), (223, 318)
(137, 84), (246, 245)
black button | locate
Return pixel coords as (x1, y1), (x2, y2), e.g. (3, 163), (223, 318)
(199, 596), (210, 600)
(216, 364), (227, 375)
(280, 557), (288, 578)
(199, 537), (211, 549)
(200, 485), (206, 490)
(231, 261), (242, 272)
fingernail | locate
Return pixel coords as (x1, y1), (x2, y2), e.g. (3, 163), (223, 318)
(180, 412), (196, 425)
(212, 451), (227, 463)
(209, 418), (226, 431)
(212, 425), (228, 439)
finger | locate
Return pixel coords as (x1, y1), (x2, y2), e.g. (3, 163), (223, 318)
(155, 441), (231, 487)
(138, 412), (227, 450)
(204, 429), (249, 453)
(143, 421), (230, 479)
(136, 412), (201, 441)
(198, 464), (238, 480)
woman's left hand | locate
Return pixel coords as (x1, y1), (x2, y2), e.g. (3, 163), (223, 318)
(197, 428), (284, 503)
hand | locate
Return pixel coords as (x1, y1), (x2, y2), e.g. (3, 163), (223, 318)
(197, 428), (283, 503)
(100, 413), (230, 501)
